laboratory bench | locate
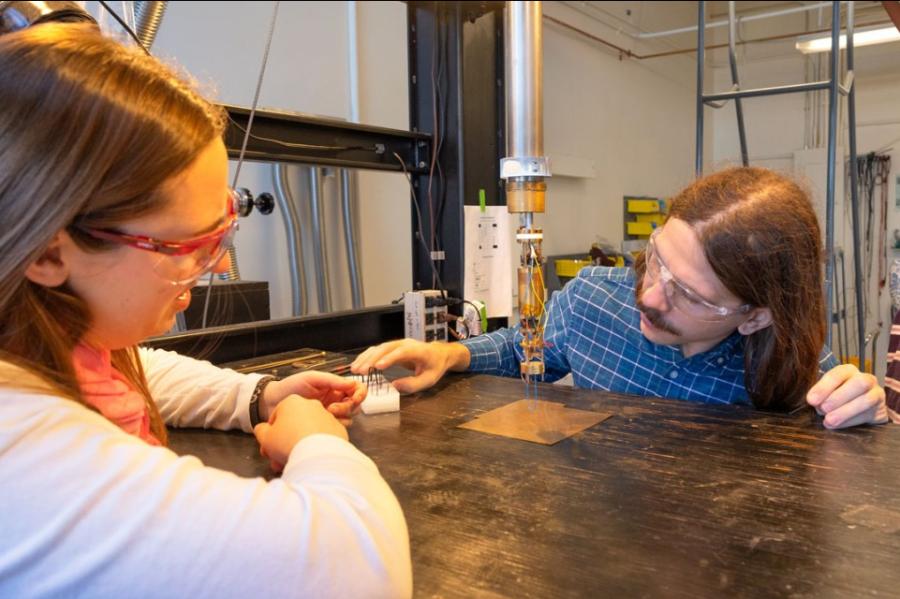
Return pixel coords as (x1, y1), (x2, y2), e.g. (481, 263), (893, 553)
(168, 367), (900, 598)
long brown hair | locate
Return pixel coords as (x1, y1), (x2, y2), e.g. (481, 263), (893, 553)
(642, 167), (825, 411)
(0, 24), (226, 443)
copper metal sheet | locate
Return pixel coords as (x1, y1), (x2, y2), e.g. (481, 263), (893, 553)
(458, 399), (612, 445)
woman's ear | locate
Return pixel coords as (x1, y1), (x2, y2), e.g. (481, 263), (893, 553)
(24, 232), (70, 288)
(737, 307), (773, 336)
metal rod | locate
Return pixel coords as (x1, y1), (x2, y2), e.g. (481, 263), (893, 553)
(506, 1), (543, 158)
(839, 250), (850, 363)
(823, 1), (840, 352)
(703, 80), (831, 102)
(695, 1), (705, 177)
(308, 167), (332, 313)
(340, 169), (364, 309)
(846, 1), (865, 370)
(869, 330), (879, 375)
(272, 163), (307, 316)
(728, 2), (749, 167)
(832, 252), (844, 362)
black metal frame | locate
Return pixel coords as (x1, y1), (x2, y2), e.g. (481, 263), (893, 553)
(223, 104), (431, 173)
(406, 1), (506, 300)
(148, 305), (404, 364)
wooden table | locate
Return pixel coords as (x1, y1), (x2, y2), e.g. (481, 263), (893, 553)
(169, 374), (900, 598)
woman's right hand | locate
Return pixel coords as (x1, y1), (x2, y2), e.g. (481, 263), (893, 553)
(350, 339), (471, 394)
(253, 395), (348, 472)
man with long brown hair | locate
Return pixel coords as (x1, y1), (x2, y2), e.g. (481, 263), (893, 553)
(353, 167), (889, 429)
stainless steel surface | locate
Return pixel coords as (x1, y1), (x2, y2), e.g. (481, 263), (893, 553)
(505, 1), (543, 160)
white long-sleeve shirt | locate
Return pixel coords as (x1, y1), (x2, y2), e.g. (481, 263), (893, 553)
(0, 348), (412, 598)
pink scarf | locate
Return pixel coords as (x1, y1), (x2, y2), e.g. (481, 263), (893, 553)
(72, 343), (161, 446)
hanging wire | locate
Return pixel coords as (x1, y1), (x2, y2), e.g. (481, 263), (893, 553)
(231, 1), (280, 189)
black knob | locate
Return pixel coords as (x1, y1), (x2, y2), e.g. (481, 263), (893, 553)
(255, 192), (275, 215)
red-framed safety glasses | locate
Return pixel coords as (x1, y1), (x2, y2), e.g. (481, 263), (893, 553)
(73, 189), (240, 285)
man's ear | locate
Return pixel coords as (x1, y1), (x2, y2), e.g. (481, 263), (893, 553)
(737, 307), (773, 336)
(24, 232), (70, 288)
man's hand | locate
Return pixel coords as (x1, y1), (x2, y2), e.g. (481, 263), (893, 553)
(806, 364), (889, 429)
(350, 339), (470, 394)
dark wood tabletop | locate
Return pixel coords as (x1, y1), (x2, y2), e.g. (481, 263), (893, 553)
(168, 373), (900, 598)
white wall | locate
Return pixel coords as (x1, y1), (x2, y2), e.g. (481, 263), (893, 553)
(540, 2), (700, 258)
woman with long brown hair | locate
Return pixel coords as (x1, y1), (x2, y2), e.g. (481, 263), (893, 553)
(0, 23), (411, 597)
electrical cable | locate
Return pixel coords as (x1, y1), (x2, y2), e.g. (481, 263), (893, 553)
(230, 1), (280, 190)
(434, 11), (449, 284)
(853, 152), (892, 358)
(441, 297), (485, 337)
(225, 114), (378, 153)
(392, 152), (446, 296)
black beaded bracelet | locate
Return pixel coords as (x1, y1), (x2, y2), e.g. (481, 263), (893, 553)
(249, 376), (276, 428)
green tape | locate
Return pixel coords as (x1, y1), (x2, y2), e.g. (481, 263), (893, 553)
(479, 188), (486, 212)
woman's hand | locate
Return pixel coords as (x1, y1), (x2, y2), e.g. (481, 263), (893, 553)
(253, 395), (349, 473)
(261, 371), (366, 426)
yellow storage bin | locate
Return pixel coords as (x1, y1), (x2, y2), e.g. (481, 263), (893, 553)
(626, 221), (657, 236)
(555, 258), (591, 288)
(635, 213), (665, 226)
(626, 198), (665, 213)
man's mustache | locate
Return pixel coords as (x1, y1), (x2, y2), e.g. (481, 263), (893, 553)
(636, 299), (680, 336)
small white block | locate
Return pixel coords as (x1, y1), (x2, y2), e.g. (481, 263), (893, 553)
(360, 384), (400, 415)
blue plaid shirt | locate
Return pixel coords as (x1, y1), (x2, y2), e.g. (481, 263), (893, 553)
(461, 266), (838, 406)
